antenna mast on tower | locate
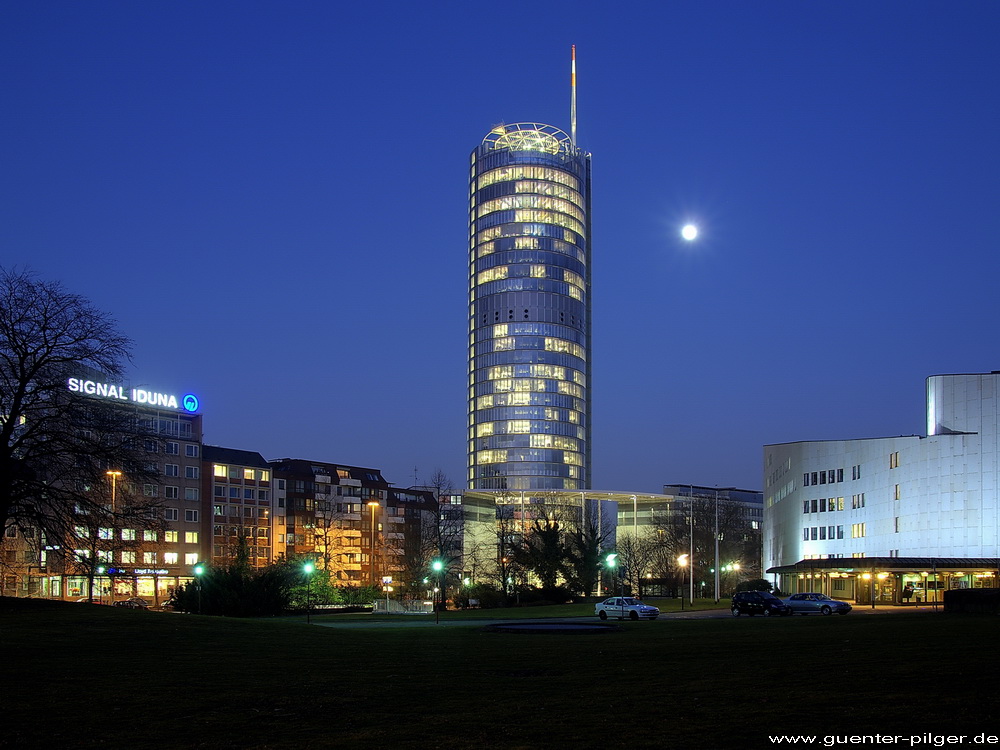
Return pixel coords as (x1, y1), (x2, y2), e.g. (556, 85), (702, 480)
(570, 45), (577, 145)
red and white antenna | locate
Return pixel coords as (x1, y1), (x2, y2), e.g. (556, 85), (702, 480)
(570, 45), (577, 145)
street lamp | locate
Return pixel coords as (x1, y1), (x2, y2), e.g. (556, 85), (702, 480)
(303, 561), (315, 624)
(714, 488), (720, 603)
(677, 554), (688, 611)
(367, 501), (379, 586)
(431, 559), (444, 624)
(105, 470), (122, 604)
(193, 563), (205, 614)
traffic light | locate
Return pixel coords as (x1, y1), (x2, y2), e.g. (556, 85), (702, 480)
(96, 566), (106, 575)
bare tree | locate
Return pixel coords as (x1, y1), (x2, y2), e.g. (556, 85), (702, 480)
(614, 531), (659, 597)
(0, 268), (160, 565)
(654, 496), (762, 592)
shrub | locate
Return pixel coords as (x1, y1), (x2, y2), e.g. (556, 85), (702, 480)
(734, 578), (773, 593)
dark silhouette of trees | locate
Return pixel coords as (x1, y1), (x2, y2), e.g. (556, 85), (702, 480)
(0, 268), (159, 571)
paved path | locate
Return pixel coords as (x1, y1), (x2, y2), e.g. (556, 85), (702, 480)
(308, 603), (936, 629)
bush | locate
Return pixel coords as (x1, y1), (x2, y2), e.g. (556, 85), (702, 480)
(518, 585), (574, 605)
(453, 583), (509, 609)
(734, 578), (773, 593)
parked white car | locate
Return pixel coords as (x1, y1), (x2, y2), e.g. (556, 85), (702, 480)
(595, 597), (659, 620)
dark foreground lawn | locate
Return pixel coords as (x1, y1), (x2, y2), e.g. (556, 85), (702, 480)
(1, 598), (997, 749)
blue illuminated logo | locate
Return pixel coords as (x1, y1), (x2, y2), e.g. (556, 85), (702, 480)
(182, 394), (200, 413)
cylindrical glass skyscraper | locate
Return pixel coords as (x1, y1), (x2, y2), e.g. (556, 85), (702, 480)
(468, 123), (592, 491)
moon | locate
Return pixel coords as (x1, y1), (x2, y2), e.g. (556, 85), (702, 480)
(681, 224), (698, 241)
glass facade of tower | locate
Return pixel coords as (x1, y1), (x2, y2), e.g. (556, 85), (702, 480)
(468, 123), (592, 491)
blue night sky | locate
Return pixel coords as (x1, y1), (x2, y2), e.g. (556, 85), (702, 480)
(3, 2), (999, 493)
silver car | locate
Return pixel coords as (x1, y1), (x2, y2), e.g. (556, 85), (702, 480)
(784, 593), (852, 616)
(595, 597), (659, 621)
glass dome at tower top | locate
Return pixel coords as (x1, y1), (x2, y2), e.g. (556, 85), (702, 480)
(482, 123), (575, 155)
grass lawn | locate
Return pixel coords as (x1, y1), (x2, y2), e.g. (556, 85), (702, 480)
(1, 597), (995, 749)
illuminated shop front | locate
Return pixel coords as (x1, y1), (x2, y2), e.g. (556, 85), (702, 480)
(468, 123), (592, 491)
(767, 558), (999, 605)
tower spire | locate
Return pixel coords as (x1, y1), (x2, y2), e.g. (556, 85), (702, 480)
(570, 45), (577, 145)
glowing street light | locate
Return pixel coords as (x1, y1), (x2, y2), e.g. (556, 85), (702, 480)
(303, 561), (315, 624)
(105, 470), (122, 605)
(431, 559), (445, 624)
(194, 563), (205, 614)
(678, 554), (689, 611)
(367, 501), (379, 586)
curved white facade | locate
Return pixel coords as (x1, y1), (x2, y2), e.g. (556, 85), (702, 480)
(764, 372), (1000, 571)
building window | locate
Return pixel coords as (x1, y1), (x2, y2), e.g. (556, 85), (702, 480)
(164, 552), (178, 565)
(165, 464), (179, 477)
(164, 508), (179, 521)
(144, 530), (157, 542)
(890, 452), (900, 469)
(144, 552), (157, 564)
(184, 553), (199, 565)
(165, 531), (178, 543)
(165, 486), (179, 499)
(185, 488), (200, 501)
(851, 523), (866, 538)
(894, 484), (901, 501)
(185, 510), (199, 523)
(185, 531), (199, 544)
(229, 487), (240, 498)
(214, 464), (227, 478)
(121, 551), (136, 564)
(244, 489), (255, 500)
(244, 468), (255, 480)
(166, 441), (179, 455)
(143, 484), (158, 497)
(185, 445), (199, 458)
(185, 466), (199, 479)
(121, 529), (135, 541)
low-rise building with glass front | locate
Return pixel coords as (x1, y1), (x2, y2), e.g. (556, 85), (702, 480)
(763, 372), (1000, 603)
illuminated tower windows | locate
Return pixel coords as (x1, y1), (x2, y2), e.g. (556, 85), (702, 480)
(468, 123), (592, 491)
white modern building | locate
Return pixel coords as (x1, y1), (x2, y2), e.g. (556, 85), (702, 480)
(763, 372), (1000, 604)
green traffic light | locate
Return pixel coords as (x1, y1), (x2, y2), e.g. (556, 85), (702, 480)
(96, 566), (106, 575)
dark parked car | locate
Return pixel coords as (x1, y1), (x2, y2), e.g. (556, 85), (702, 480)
(784, 593), (852, 615)
(731, 591), (792, 617)
(113, 597), (150, 609)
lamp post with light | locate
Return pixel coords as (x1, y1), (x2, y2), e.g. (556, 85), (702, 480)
(105, 470), (122, 604)
(303, 561), (315, 624)
(677, 554), (688, 611)
(193, 563), (205, 614)
(367, 501), (379, 586)
(431, 559), (444, 624)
